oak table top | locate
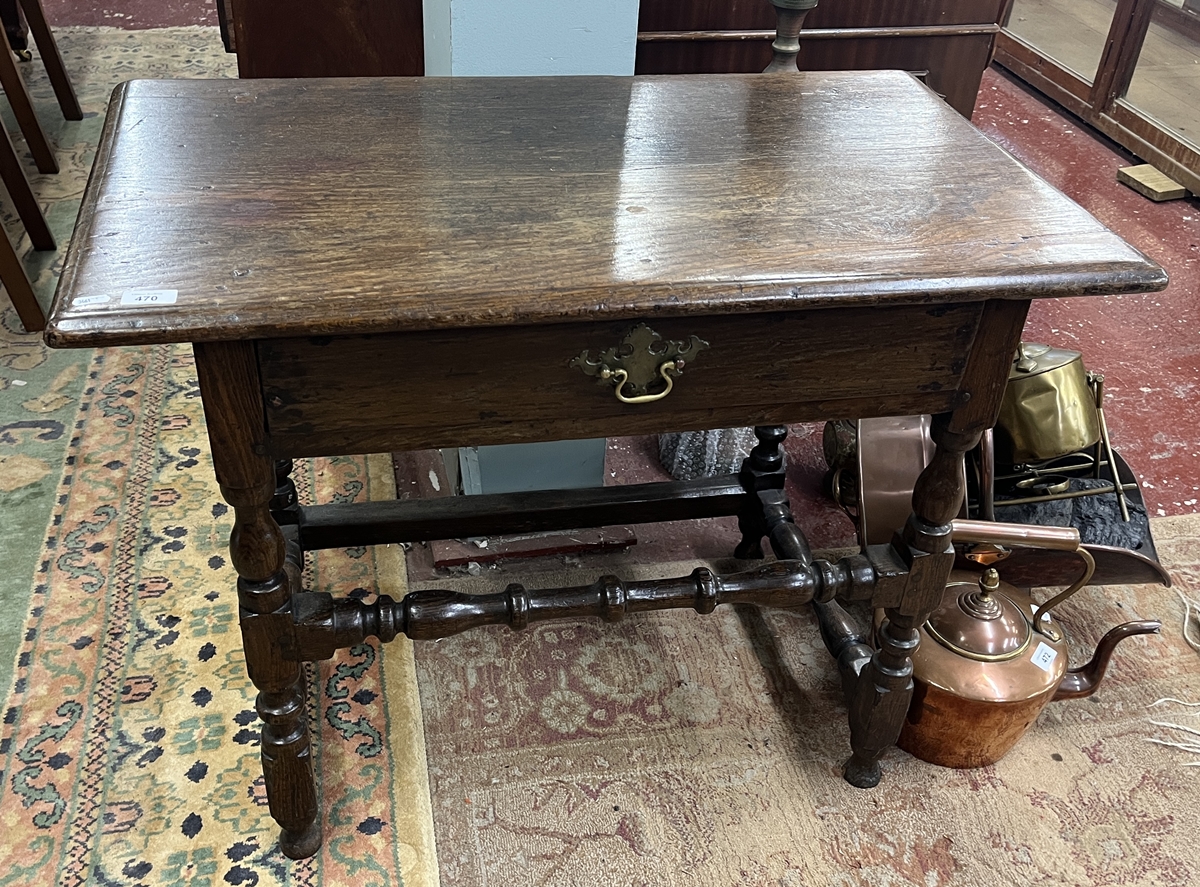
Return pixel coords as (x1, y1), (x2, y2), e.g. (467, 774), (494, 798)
(45, 71), (1165, 348)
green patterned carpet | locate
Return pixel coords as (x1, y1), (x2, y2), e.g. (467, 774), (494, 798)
(0, 342), (434, 885)
(0, 24), (236, 707)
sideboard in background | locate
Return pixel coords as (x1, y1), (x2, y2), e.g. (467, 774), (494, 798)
(216, 0), (1008, 117)
(636, 0), (1012, 117)
(218, 0), (425, 78)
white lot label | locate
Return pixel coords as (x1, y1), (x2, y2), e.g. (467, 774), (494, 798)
(75, 295), (110, 307)
(120, 289), (178, 306)
(1030, 641), (1058, 672)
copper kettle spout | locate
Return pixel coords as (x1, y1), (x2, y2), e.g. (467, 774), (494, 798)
(1053, 619), (1161, 700)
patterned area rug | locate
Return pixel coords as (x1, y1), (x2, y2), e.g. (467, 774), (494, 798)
(413, 522), (1200, 887)
(0, 24), (237, 720)
(0, 343), (437, 886)
(4, 334), (1195, 887)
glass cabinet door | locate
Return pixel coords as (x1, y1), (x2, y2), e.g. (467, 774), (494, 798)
(1005, 0), (1120, 84)
(996, 0), (1200, 193)
(1122, 5), (1200, 150)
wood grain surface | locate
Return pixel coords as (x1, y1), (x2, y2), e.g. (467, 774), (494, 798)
(228, 0), (423, 79)
(638, 0), (1010, 31)
(46, 71), (1165, 349)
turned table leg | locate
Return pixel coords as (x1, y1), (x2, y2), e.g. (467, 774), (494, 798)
(843, 418), (971, 787)
(842, 299), (1029, 787)
(272, 458), (300, 521)
(735, 425), (789, 559)
(195, 341), (321, 859)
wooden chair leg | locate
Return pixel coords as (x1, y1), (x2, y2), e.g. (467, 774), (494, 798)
(0, 224), (43, 332)
(0, 0), (28, 54)
(18, 0), (80, 120)
(0, 117), (53, 249)
(0, 28), (53, 172)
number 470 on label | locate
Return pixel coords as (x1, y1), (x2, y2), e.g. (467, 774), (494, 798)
(120, 289), (178, 306)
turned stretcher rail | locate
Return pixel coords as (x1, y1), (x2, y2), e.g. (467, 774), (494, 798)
(284, 554), (880, 660)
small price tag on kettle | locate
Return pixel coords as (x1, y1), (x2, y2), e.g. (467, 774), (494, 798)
(1031, 641), (1058, 672)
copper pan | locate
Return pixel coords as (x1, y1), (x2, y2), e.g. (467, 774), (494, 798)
(842, 419), (1168, 588)
(852, 415), (966, 546)
(957, 543), (1171, 589)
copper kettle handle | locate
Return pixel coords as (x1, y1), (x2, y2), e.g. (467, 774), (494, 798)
(950, 519), (1096, 635)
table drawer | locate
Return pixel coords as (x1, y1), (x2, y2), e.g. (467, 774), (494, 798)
(258, 303), (981, 457)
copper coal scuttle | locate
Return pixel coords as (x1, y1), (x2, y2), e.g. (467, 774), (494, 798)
(826, 342), (1167, 767)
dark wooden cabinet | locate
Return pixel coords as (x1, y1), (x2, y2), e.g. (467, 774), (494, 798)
(225, 0), (424, 78)
(636, 0), (1010, 117)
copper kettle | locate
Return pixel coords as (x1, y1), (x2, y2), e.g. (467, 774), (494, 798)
(882, 521), (1160, 769)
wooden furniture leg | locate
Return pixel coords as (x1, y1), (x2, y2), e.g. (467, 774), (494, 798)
(0, 27), (53, 172)
(271, 458), (301, 521)
(841, 299), (1030, 787)
(18, 0), (80, 120)
(0, 220), (40, 330)
(734, 425), (789, 560)
(194, 341), (322, 860)
(0, 78), (47, 332)
(843, 429), (964, 787)
(0, 0), (27, 54)
(0, 113), (53, 249)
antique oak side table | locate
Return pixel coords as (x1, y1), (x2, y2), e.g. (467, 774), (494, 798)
(45, 73), (1166, 858)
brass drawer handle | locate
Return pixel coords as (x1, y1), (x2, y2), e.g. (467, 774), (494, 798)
(570, 323), (708, 405)
(603, 362), (677, 404)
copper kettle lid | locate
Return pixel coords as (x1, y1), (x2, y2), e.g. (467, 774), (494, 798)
(1010, 342), (1084, 379)
(926, 569), (1031, 661)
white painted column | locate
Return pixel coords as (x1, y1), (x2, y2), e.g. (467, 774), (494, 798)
(422, 0), (454, 75)
(424, 0), (639, 77)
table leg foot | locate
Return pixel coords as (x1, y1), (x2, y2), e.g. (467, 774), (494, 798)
(733, 522), (765, 560)
(841, 614), (917, 788)
(256, 658), (320, 860)
(279, 819), (324, 860)
(229, 505), (318, 860)
(842, 754), (882, 788)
